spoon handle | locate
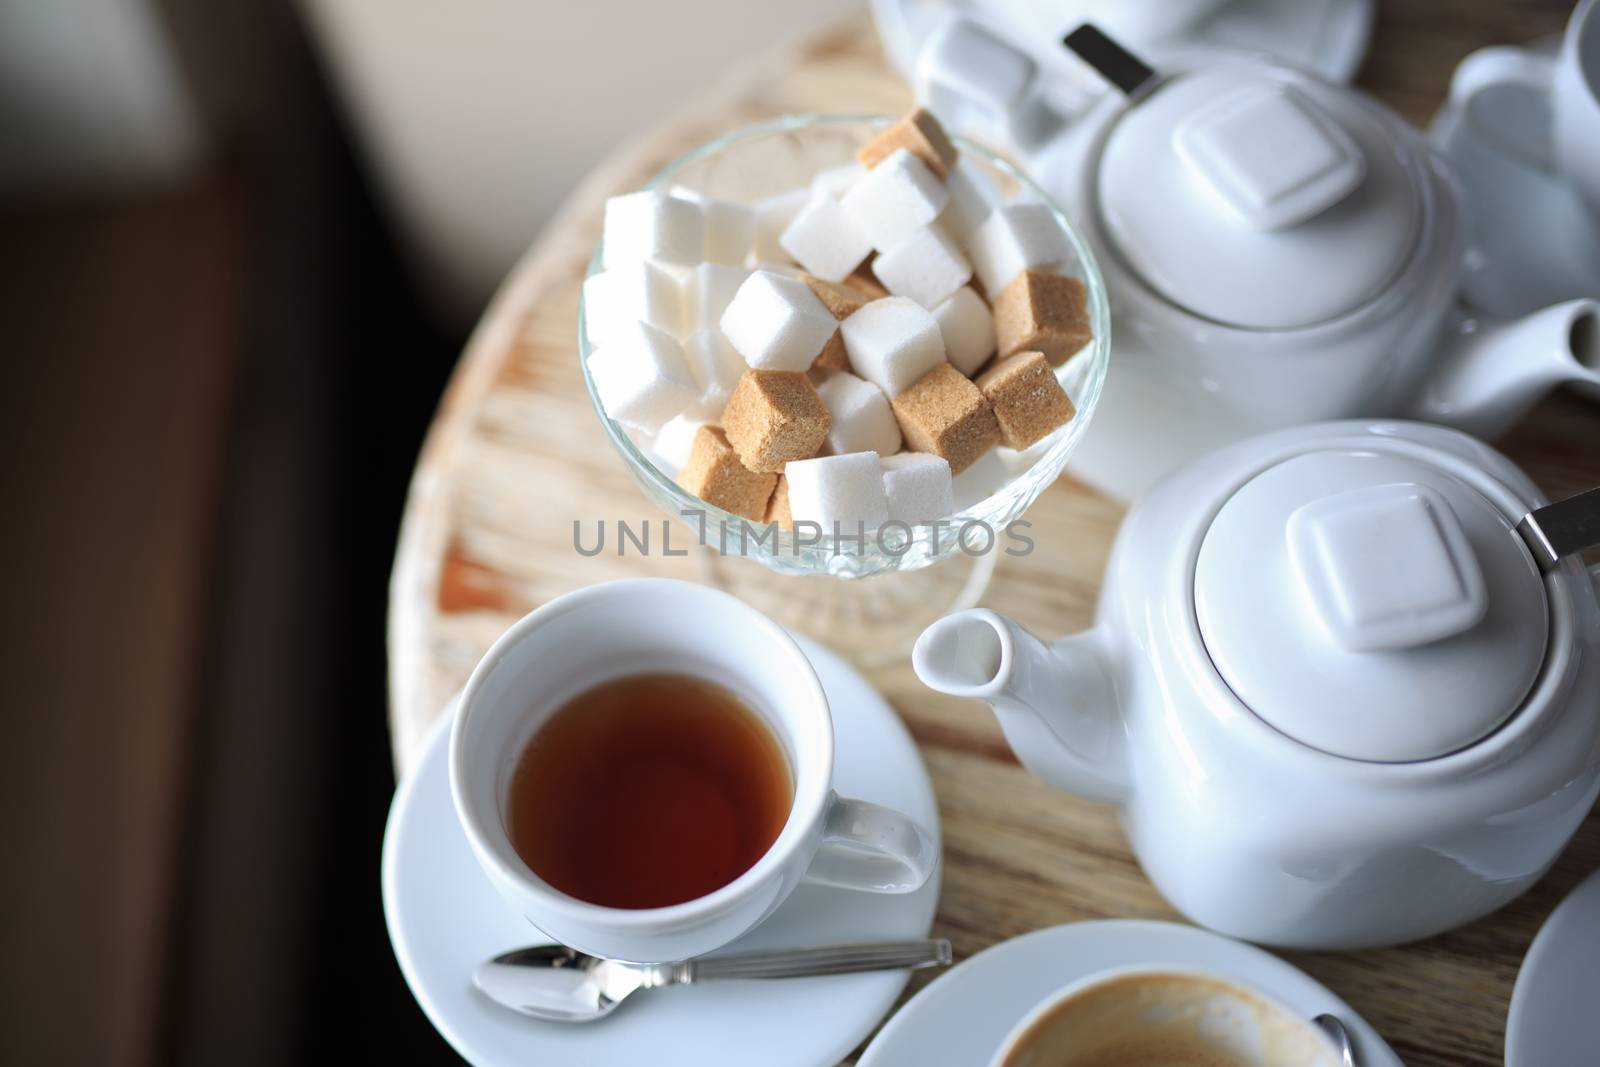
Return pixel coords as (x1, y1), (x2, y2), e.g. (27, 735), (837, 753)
(679, 939), (952, 983)
(1313, 1013), (1358, 1067)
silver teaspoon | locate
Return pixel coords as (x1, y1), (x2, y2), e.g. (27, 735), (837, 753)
(473, 939), (953, 1023)
(1313, 1013), (1358, 1067)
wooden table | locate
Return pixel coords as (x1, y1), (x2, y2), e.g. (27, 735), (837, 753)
(388, 5), (1600, 1063)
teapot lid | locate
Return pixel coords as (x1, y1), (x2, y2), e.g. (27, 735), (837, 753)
(1094, 67), (1423, 330)
(1194, 448), (1548, 762)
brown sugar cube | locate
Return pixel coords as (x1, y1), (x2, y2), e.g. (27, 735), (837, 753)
(721, 370), (831, 473)
(804, 274), (871, 320)
(976, 351), (1077, 450)
(857, 108), (958, 179)
(992, 271), (1092, 366)
(848, 258), (890, 300)
(811, 338), (852, 375)
(764, 474), (793, 527)
(890, 363), (1001, 474)
(802, 274), (869, 374)
(807, 363), (844, 390)
(677, 426), (778, 521)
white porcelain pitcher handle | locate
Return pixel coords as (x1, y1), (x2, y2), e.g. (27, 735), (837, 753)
(1447, 45), (1558, 171)
(802, 792), (938, 894)
(913, 16), (1065, 151)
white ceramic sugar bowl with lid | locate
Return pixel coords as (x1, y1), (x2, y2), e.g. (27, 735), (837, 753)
(915, 21), (1600, 498)
(915, 419), (1600, 949)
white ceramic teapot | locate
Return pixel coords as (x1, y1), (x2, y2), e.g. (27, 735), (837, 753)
(914, 419), (1600, 950)
(916, 21), (1600, 498)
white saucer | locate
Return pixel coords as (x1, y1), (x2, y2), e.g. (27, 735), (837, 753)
(1431, 42), (1600, 318)
(856, 920), (1402, 1066)
(381, 635), (942, 1067)
(1506, 867), (1600, 1067)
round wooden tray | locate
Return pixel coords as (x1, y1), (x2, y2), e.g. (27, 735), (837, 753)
(388, 8), (1600, 1064)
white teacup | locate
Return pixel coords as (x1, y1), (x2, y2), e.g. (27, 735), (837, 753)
(993, 967), (1341, 1067)
(449, 578), (938, 963)
(1447, 0), (1600, 220)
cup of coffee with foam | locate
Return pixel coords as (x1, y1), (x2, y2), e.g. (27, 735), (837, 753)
(449, 578), (937, 963)
(993, 968), (1341, 1067)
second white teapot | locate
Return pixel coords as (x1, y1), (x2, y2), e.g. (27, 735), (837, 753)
(917, 20), (1600, 497)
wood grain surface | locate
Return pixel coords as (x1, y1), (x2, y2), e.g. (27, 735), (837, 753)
(387, 5), (1600, 1064)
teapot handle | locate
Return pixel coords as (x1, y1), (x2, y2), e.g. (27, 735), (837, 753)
(1446, 46), (1558, 172)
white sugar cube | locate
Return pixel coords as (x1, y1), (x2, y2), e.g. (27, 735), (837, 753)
(939, 157), (1000, 241)
(750, 188), (810, 264)
(873, 225), (972, 308)
(882, 452), (954, 524)
(651, 414), (705, 473)
(683, 328), (747, 419)
(686, 263), (748, 334)
(780, 191), (874, 284)
(582, 260), (687, 347)
(969, 202), (1072, 295)
(932, 286), (996, 376)
(582, 270), (619, 347)
(603, 191), (704, 267)
(623, 425), (654, 461)
(841, 148), (949, 252)
(786, 452), (890, 531)
(953, 448), (1010, 510)
(587, 320), (700, 432)
(699, 196), (756, 266)
(839, 297), (947, 396)
(1000, 439), (1050, 475)
(812, 161), (865, 198)
(669, 186), (752, 264)
(749, 260), (804, 279)
(816, 372), (901, 457)
(719, 270), (837, 372)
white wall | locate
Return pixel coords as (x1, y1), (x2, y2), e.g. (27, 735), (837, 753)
(300, 0), (862, 324)
(0, 0), (203, 195)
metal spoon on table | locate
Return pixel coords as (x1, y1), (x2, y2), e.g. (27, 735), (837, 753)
(473, 939), (953, 1023)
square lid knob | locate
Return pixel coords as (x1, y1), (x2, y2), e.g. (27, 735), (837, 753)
(1287, 483), (1489, 653)
(1173, 83), (1366, 231)
(1198, 450), (1547, 762)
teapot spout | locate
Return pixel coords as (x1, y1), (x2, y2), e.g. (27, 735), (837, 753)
(1413, 299), (1600, 438)
(913, 610), (1127, 803)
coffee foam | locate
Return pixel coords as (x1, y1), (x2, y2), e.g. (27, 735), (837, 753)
(1000, 971), (1336, 1067)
